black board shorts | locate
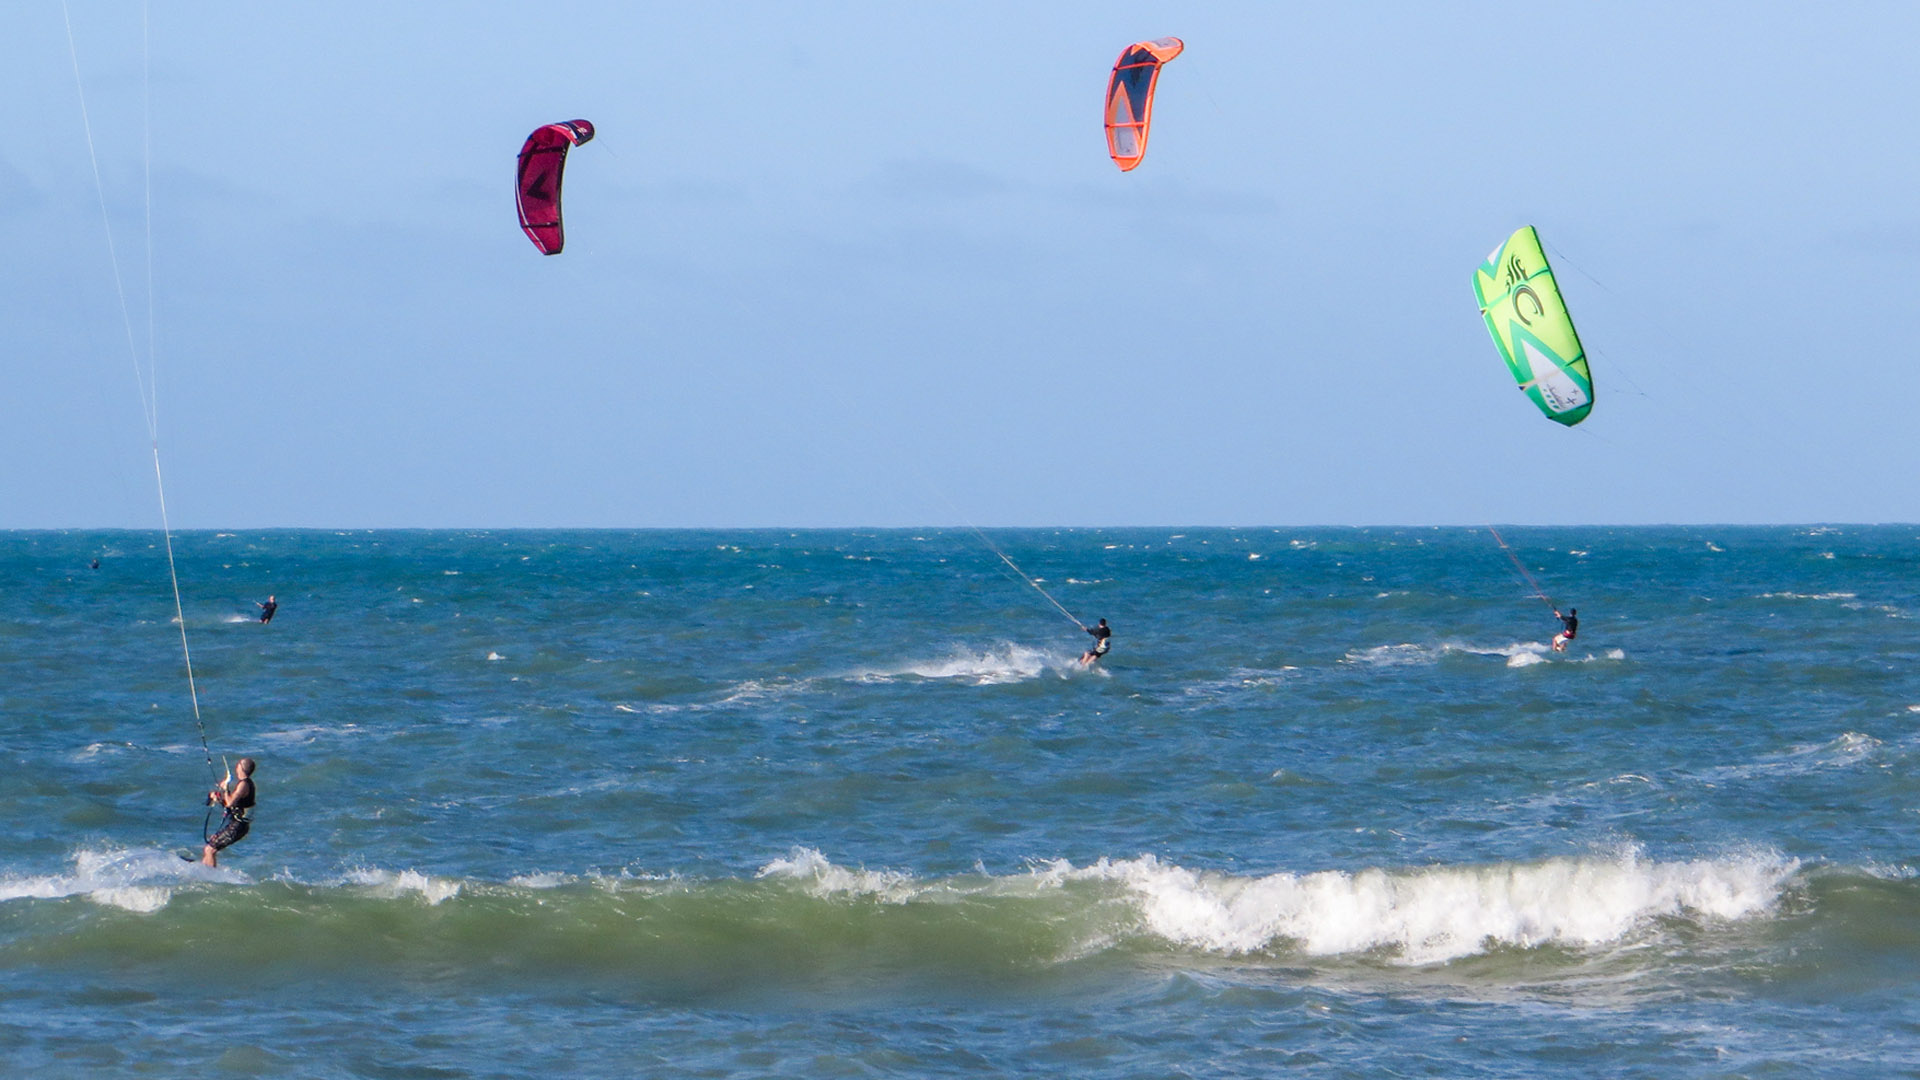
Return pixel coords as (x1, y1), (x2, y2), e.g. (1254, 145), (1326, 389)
(207, 814), (251, 851)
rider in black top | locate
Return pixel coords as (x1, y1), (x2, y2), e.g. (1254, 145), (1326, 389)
(1551, 608), (1578, 652)
(257, 596), (277, 624)
(1080, 618), (1112, 665)
(201, 757), (257, 867)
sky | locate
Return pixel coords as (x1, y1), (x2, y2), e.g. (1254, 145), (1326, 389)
(5, 1), (1919, 528)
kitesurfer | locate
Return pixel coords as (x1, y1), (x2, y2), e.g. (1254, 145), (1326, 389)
(1080, 618), (1112, 665)
(89, 558), (100, 570)
(1551, 608), (1578, 652)
(201, 757), (256, 867)
(257, 595), (277, 624)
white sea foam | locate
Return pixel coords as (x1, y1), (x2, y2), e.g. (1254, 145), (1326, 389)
(255, 723), (361, 746)
(1347, 640), (1623, 670)
(757, 847), (917, 901)
(0, 847), (246, 912)
(1052, 851), (1793, 964)
(849, 643), (1084, 685)
(1860, 861), (1918, 881)
(713, 677), (816, 705)
(509, 872), (576, 889)
(1698, 731), (1888, 783)
(1760, 591), (1857, 601)
(625, 677), (819, 715)
(90, 886), (171, 913)
(345, 868), (462, 905)
(1183, 668), (1300, 697)
(1343, 643), (1436, 667)
(72, 741), (138, 761)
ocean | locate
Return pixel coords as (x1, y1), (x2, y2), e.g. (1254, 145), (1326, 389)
(2, 526), (1917, 1077)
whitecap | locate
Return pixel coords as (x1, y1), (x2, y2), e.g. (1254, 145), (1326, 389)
(1343, 643), (1436, 667)
(757, 847), (917, 901)
(1183, 668), (1300, 697)
(0, 847), (240, 910)
(1057, 849), (1793, 965)
(849, 643), (1081, 686)
(1699, 731), (1886, 783)
(88, 886), (171, 913)
(345, 868), (462, 905)
(509, 872), (575, 889)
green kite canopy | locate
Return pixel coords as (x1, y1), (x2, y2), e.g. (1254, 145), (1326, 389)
(1473, 226), (1593, 426)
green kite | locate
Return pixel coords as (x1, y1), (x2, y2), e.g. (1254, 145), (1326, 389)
(1473, 226), (1593, 426)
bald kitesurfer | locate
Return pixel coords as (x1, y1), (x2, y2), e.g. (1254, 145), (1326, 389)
(201, 758), (256, 867)
(1080, 618), (1112, 666)
(1551, 608), (1578, 652)
(257, 595), (277, 623)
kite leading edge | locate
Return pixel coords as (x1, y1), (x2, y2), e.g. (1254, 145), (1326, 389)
(1105, 38), (1183, 172)
(515, 119), (596, 255)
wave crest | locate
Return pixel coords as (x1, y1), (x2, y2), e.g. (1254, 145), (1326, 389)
(1061, 850), (1793, 964)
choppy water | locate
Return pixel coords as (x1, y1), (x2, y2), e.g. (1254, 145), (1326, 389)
(4, 526), (1919, 1077)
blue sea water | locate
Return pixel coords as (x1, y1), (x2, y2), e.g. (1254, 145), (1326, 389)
(3, 526), (1919, 1077)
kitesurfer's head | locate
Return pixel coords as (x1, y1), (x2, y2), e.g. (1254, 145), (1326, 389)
(1097, 618), (1108, 628)
(235, 757), (256, 777)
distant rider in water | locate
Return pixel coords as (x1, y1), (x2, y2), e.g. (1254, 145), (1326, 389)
(1080, 618), (1112, 665)
(257, 595), (277, 623)
(201, 757), (257, 867)
(1551, 608), (1578, 652)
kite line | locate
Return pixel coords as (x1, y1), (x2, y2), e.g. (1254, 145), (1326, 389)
(63, 0), (215, 777)
(960, 523), (1087, 632)
(1486, 525), (1558, 613)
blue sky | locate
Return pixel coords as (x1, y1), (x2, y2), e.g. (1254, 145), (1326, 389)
(5, 2), (1918, 527)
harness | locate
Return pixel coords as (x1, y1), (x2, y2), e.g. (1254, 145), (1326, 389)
(203, 788), (254, 843)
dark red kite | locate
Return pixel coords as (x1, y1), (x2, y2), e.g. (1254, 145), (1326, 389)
(1104, 38), (1182, 172)
(515, 119), (596, 255)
